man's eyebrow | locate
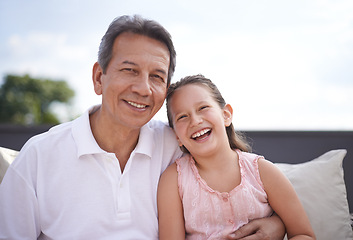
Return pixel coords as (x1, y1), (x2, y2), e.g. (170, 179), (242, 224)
(122, 60), (167, 75)
(156, 69), (167, 76)
(122, 60), (137, 66)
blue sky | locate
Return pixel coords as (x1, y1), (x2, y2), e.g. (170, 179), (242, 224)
(1, 0), (352, 130)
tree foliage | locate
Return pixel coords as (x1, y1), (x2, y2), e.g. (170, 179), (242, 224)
(0, 74), (75, 125)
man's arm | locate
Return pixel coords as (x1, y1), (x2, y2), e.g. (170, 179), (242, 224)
(0, 165), (40, 239)
(227, 214), (285, 240)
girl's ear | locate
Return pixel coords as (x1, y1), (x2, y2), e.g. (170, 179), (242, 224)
(176, 135), (183, 147)
(223, 104), (233, 127)
(92, 62), (104, 95)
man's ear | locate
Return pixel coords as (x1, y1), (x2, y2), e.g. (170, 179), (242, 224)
(92, 62), (104, 95)
(223, 104), (233, 127)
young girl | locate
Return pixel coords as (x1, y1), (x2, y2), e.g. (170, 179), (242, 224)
(157, 74), (315, 240)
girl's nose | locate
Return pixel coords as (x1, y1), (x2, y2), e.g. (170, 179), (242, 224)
(190, 113), (203, 127)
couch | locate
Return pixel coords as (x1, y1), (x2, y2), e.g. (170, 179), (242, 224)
(1, 129), (352, 239)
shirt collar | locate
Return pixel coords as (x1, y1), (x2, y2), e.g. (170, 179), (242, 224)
(72, 105), (154, 159)
(72, 105), (105, 158)
(133, 121), (155, 159)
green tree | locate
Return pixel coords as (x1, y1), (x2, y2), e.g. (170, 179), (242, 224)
(0, 74), (75, 125)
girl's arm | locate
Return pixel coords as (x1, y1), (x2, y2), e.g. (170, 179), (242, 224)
(258, 158), (316, 240)
(157, 163), (186, 240)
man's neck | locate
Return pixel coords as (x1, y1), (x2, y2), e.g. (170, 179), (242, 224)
(89, 108), (141, 172)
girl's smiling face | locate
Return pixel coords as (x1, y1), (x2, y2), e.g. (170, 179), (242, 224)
(169, 83), (233, 159)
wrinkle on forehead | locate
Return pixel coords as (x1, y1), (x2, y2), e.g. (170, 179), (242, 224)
(112, 32), (170, 74)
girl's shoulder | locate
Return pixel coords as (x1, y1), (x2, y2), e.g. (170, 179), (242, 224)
(174, 154), (194, 171)
(237, 150), (263, 162)
(162, 155), (192, 181)
(236, 150), (279, 178)
(236, 150), (266, 172)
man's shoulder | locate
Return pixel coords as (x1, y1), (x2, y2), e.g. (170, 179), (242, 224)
(145, 119), (174, 135)
(9, 120), (76, 169)
(146, 119), (168, 128)
(142, 119), (178, 148)
(23, 121), (74, 150)
(25, 108), (90, 149)
(142, 119), (182, 166)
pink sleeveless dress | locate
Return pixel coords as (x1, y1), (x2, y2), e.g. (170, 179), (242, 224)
(176, 149), (273, 240)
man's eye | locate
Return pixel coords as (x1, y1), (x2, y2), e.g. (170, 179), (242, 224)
(121, 68), (135, 73)
(151, 74), (165, 83)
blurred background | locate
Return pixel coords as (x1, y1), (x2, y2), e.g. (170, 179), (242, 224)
(1, 0), (352, 130)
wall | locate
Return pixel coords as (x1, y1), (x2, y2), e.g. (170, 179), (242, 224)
(1, 125), (352, 212)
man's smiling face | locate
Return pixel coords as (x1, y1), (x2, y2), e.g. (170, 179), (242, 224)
(93, 32), (170, 130)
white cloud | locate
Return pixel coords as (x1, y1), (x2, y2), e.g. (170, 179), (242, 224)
(2, 31), (101, 115)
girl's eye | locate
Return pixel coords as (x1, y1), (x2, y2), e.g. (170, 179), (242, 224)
(177, 114), (187, 121)
(200, 105), (209, 111)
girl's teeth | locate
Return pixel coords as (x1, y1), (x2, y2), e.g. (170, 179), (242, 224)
(192, 129), (210, 139)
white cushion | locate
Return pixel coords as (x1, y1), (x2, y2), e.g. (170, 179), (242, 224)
(276, 149), (353, 240)
(0, 147), (352, 239)
(0, 147), (19, 184)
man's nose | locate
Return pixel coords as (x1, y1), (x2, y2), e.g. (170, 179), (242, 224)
(132, 74), (152, 96)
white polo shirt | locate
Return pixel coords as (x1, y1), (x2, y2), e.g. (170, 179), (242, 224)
(0, 105), (182, 239)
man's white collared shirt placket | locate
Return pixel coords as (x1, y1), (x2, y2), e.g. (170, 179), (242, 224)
(0, 105), (182, 239)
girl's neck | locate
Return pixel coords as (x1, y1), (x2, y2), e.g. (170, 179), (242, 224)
(193, 148), (241, 193)
(193, 147), (238, 173)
